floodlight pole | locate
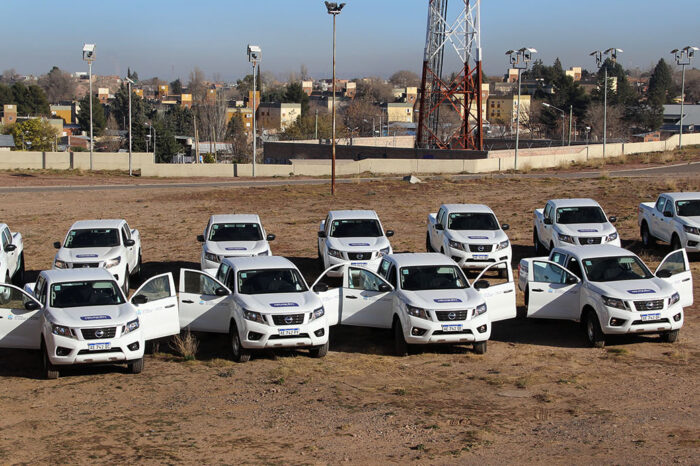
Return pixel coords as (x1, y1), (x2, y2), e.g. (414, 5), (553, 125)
(326, 2), (345, 195)
(591, 48), (622, 161)
(88, 60), (94, 170)
(568, 105), (573, 145)
(506, 48), (536, 170)
(252, 60), (257, 177)
(126, 77), (133, 176)
(672, 46), (698, 149)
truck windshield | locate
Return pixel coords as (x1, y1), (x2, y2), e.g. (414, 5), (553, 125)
(50, 280), (125, 308)
(448, 212), (499, 230)
(64, 229), (120, 248)
(238, 268), (308, 294)
(556, 207), (607, 224)
(676, 200), (700, 217)
(399, 265), (469, 291)
(582, 256), (654, 282)
(209, 223), (263, 241)
(329, 219), (382, 238)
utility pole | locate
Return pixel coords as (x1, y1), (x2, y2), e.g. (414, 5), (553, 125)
(568, 105), (573, 145)
(671, 46), (698, 149)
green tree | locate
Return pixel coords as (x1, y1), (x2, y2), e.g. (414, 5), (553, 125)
(152, 116), (179, 163)
(647, 58), (677, 106)
(283, 82), (310, 116)
(78, 93), (107, 137)
(165, 105), (194, 136)
(6, 118), (58, 151)
(225, 114), (250, 160)
(170, 78), (183, 95)
(8, 82), (50, 116)
(282, 113), (338, 140)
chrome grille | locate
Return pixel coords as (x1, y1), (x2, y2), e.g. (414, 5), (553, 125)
(468, 244), (493, 252)
(271, 314), (305, 326)
(81, 327), (117, 340)
(578, 237), (602, 245)
(633, 300), (664, 311)
(435, 310), (469, 321)
(347, 252), (372, 260)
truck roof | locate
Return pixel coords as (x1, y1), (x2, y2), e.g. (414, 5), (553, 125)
(69, 219), (126, 230)
(40, 268), (116, 284)
(387, 252), (457, 268)
(441, 204), (494, 214)
(209, 214), (261, 224)
(549, 198), (601, 208)
(222, 255), (296, 271)
(553, 244), (636, 260)
(661, 192), (700, 201)
(328, 210), (379, 220)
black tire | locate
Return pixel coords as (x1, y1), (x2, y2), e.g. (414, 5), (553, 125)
(230, 322), (251, 362)
(41, 340), (59, 380)
(309, 341), (329, 358)
(473, 340), (487, 354)
(426, 233), (434, 252)
(128, 357), (144, 374)
(13, 253), (24, 286)
(671, 234), (682, 251)
(123, 268), (130, 297)
(393, 318), (408, 357)
(584, 310), (605, 348)
(533, 229), (542, 255)
(134, 251), (143, 281)
(661, 329), (679, 343)
(641, 222), (655, 247)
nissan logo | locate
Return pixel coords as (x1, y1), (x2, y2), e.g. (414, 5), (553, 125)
(448, 312), (456, 320)
(587, 238), (594, 244)
(284, 315), (293, 325)
(646, 302), (654, 309)
(95, 329), (104, 338)
(477, 246), (485, 252)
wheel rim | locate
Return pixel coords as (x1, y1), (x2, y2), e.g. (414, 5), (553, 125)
(231, 331), (239, 355)
(642, 227), (649, 244)
(586, 318), (594, 341)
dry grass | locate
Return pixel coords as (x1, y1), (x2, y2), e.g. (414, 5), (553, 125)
(170, 329), (199, 361)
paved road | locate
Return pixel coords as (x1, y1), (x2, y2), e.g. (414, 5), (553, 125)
(1, 161), (698, 193)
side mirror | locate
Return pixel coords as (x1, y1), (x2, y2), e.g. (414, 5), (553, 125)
(501, 224), (510, 231)
(543, 218), (552, 225)
(609, 216), (618, 223)
(313, 282), (329, 293)
(474, 279), (490, 290)
(196, 234), (205, 243)
(124, 239), (136, 247)
(385, 230), (394, 237)
(131, 294), (148, 305)
(656, 269), (673, 278)
(267, 234), (276, 241)
(4, 244), (16, 252)
(663, 212), (673, 218)
(318, 231), (327, 238)
(215, 287), (229, 297)
(53, 241), (61, 249)
(24, 301), (40, 311)
(435, 223), (444, 231)
(378, 283), (392, 292)
(566, 274), (580, 285)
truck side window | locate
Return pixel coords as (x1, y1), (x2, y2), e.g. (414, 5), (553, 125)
(35, 276), (46, 305)
(378, 259), (390, 279)
(663, 200), (674, 216)
(216, 263), (230, 284)
(123, 223), (132, 239)
(544, 203), (552, 221)
(387, 265), (397, 288)
(436, 208), (445, 226)
(566, 257), (582, 279)
(550, 252), (567, 266)
(655, 197), (666, 213)
(121, 227), (130, 244)
(324, 216), (331, 235)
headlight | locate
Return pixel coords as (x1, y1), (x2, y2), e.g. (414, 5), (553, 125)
(558, 233), (575, 244)
(204, 252), (220, 262)
(309, 306), (325, 322)
(496, 240), (509, 251)
(104, 256), (121, 269)
(474, 303), (487, 316)
(379, 247), (391, 256)
(122, 318), (140, 335)
(51, 324), (74, 338)
(243, 309), (266, 324)
(406, 305), (431, 321)
(605, 232), (619, 242)
(684, 225), (700, 235)
(448, 240), (465, 251)
(328, 248), (343, 259)
(602, 296), (627, 310)
(54, 259), (68, 269)
(669, 292), (680, 306)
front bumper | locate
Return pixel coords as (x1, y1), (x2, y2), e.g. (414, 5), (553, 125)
(403, 314), (490, 344)
(446, 245), (511, 269)
(326, 255), (383, 276)
(601, 304), (684, 335)
(682, 232), (700, 251)
(240, 318), (329, 349)
(45, 329), (144, 366)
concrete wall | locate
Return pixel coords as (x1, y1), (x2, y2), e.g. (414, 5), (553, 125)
(0, 152), (153, 171)
(275, 135), (416, 148)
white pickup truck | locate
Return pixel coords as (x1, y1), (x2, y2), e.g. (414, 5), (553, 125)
(533, 198), (620, 254)
(313, 253), (517, 355)
(198, 214), (275, 275)
(318, 210), (393, 276)
(427, 204), (511, 275)
(0, 223), (24, 285)
(53, 219), (142, 294)
(2, 268), (180, 378)
(638, 192), (700, 252)
(518, 245), (692, 347)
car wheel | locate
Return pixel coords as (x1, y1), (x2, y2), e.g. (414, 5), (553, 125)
(230, 322), (251, 363)
(13, 253), (24, 286)
(671, 234), (682, 251)
(393, 318), (408, 357)
(661, 329), (679, 343)
(641, 222), (654, 247)
(309, 341), (329, 358)
(473, 340), (487, 354)
(41, 340), (59, 380)
(128, 357), (144, 374)
(426, 233), (434, 252)
(123, 268), (130, 296)
(533, 228), (541, 254)
(584, 310), (605, 348)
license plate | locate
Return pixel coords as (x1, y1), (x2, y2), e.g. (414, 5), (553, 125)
(279, 328), (300, 336)
(641, 313), (660, 322)
(473, 254), (488, 260)
(442, 324), (462, 332)
(350, 262), (368, 266)
(87, 342), (111, 351)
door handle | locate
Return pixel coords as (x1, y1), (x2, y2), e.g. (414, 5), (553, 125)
(504, 289), (513, 293)
(682, 278), (690, 282)
(165, 304), (176, 308)
(532, 288), (544, 292)
(182, 300), (194, 304)
(346, 295), (358, 299)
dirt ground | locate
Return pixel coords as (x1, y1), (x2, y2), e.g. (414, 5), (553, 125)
(0, 171), (698, 464)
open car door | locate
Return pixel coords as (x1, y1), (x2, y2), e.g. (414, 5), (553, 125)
(130, 273), (180, 341)
(525, 260), (581, 320)
(311, 264), (344, 326)
(0, 284), (42, 349)
(178, 269), (231, 333)
(655, 249), (693, 308)
(474, 261), (516, 322)
(339, 266), (394, 328)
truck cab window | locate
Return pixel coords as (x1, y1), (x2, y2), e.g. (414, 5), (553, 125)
(566, 257), (583, 279)
(655, 197), (666, 213)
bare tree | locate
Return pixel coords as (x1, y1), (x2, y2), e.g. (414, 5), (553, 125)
(585, 102), (628, 141)
(187, 67), (206, 103)
(1, 69), (19, 84)
(38, 67), (77, 103)
(343, 97), (383, 136)
(356, 77), (394, 103)
(389, 70), (421, 88)
(300, 64), (310, 81)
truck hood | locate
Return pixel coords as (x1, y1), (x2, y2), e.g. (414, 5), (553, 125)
(399, 288), (483, 310)
(447, 230), (507, 244)
(326, 237), (390, 251)
(679, 216), (700, 228)
(589, 278), (674, 301)
(56, 247), (122, 263)
(205, 240), (268, 256)
(46, 302), (137, 328)
(236, 291), (321, 313)
(556, 223), (616, 237)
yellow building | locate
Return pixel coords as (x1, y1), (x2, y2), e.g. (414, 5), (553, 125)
(486, 95), (531, 126)
(384, 103), (414, 123)
(225, 107), (254, 136)
(50, 105), (73, 124)
(158, 84), (169, 99)
(180, 94), (192, 108)
(257, 102), (301, 133)
(133, 89), (144, 98)
(566, 66), (582, 81)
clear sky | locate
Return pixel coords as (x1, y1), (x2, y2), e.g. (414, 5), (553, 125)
(4, 0), (699, 82)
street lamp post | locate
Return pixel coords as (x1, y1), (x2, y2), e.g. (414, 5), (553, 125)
(590, 48), (622, 161)
(542, 102), (566, 145)
(568, 105), (573, 146)
(325, 1), (345, 195)
(247, 45), (261, 177)
(82, 44), (96, 170)
(671, 46), (698, 149)
(125, 76), (135, 176)
(585, 126), (591, 160)
(506, 47), (537, 170)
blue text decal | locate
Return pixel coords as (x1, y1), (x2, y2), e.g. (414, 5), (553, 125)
(80, 315), (112, 321)
(348, 243), (371, 246)
(627, 289), (656, 294)
(76, 254), (99, 258)
(577, 229), (599, 233)
(434, 298), (463, 303)
(270, 302), (299, 308)
(225, 247), (247, 251)
(468, 236), (489, 239)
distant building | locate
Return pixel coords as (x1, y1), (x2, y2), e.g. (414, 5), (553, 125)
(663, 104), (700, 133)
(631, 131), (661, 142)
(158, 84), (169, 99)
(302, 81), (313, 96)
(506, 68), (519, 83)
(98, 88), (110, 104)
(1, 104), (17, 126)
(384, 102), (414, 123)
(344, 82), (356, 99)
(247, 91), (261, 111)
(133, 89), (144, 98)
(257, 102), (302, 132)
(206, 88), (217, 103)
(565, 67), (582, 81)
(180, 94), (192, 109)
(0, 134), (15, 151)
(226, 107), (254, 136)
(486, 94), (531, 126)
(50, 104), (74, 124)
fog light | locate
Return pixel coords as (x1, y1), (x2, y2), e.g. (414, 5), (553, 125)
(688, 241), (698, 247)
(248, 331), (263, 341)
(55, 346), (71, 356)
(477, 324), (488, 334)
(673, 313), (682, 322)
(314, 328), (325, 337)
(127, 342), (140, 351)
(411, 327), (427, 336)
(609, 318), (626, 327)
